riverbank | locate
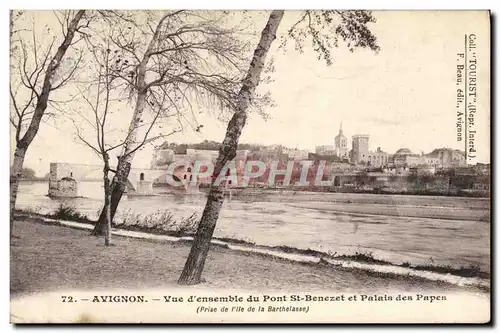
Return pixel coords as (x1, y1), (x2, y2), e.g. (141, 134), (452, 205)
(15, 181), (491, 282)
(11, 215), (489, 298)
(168, 184), (490, 198)
(14, 209), (491, 281)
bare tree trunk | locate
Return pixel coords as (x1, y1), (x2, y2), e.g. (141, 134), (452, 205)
(92, 94), (147, 235)
(178, 10), (284, 285)
(104, 196), (111, 246)
(10, 146), (26, 238)
(10, 10), (85, 239)
(92, 23), (158, 235)
(103, 156), (112, 246)
(92, 158), (131, 235)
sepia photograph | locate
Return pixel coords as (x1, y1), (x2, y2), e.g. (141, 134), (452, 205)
(9, 8), (491, 324)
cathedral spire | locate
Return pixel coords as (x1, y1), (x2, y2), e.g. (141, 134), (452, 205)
(339, 122), (343, 135)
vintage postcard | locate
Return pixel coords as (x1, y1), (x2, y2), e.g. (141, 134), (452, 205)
(9, 10), (491, 324)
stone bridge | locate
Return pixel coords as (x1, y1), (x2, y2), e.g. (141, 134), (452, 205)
(48, 162), (199, 197)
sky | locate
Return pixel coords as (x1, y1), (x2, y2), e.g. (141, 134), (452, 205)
(10, 10), (491, 176)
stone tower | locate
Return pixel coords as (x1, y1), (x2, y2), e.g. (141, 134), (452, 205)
(334, 122), (348, 159)
(352, 134), (370, 165)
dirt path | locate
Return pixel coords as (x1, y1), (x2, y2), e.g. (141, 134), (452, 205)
(11, 218), (486, 298)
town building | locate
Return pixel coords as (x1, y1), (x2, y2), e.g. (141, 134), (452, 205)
(334, 123), (349, 160)
(315, 145), (335, 156)
(414, 164), (436, 175)
(287, 149), (310, 161)
(392, 148), (421, 167)
(389, 147), (466, 169)
(150, 146), (252, 187)
(425, 148), (466, 168)
(351, 134), (370, 165)
(367, 147), (390, 167)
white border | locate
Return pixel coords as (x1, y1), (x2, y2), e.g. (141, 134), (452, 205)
(2, 1), (498, 331)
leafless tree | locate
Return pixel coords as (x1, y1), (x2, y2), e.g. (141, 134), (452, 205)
(10, 10), (87, 239)
(69, 35), (180, 246)
(90, 10), (269, 235)
(178, 10), (380, 285)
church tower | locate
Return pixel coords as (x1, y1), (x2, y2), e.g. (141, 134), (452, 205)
(334, 122), (348, 159)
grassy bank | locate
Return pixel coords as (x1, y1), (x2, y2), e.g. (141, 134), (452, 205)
(11, 218), (488, 298)
(14, 205), (490, 282)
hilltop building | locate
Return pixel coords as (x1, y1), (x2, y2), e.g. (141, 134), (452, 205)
(368, 147), (390, 167)
(351, 134), (370, 165)
(425, 148), (466, 168)
(388, 147), (465, 169)
(315, 145), (335, 156)
(334, 122), (349, 160)
(150, 137), (470, 189)
(287, 149), (310, 160)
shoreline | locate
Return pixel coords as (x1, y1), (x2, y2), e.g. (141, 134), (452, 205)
(159, 184), (490, 198)
(20, 179), (490, 198)
(14, 212), (490, 291)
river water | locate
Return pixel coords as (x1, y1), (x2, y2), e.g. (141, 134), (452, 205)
(16, 181), (490, 273)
